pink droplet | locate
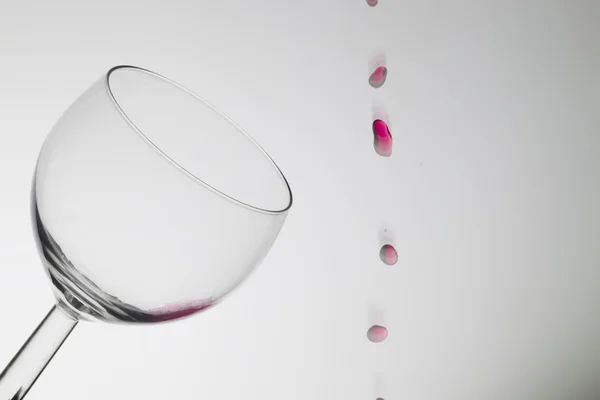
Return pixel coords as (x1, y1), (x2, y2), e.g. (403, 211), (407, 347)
(379, 244), (398, 265)
(366, 0), (378, 6)
(369, 66), (387, 88)
(372, 119), (393, 157)
(148, 298), (213, 322)
(367, 325), (388, 343)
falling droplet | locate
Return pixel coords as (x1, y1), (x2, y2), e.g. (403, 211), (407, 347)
(376, 398), (385, 400)
(379, 244), (398, 265)
(369, 66), (387, 88)
(366, 0), (378, 6)
(372, 119), (393, 157)
(367, 325), (388, 343)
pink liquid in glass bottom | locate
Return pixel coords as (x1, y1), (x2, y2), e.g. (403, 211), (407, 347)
(379, 244), (398, 266)
(366, 0), (378, 6)
(367, 325), (388, 343)
(369, 66), (387, 88)
(148, 298), (213, 322)
(372, 119), (393, 157)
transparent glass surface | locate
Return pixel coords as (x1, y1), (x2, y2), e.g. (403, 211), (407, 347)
(0, 65), (292, 399)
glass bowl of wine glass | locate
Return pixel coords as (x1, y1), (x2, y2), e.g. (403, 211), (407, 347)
(0, 65), (293, 400)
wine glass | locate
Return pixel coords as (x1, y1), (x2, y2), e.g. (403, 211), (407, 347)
(0, 65), (293, 400)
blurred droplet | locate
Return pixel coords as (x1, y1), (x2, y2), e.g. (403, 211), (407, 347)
(372, 119), (393, 157)
(366, 0), (378, 6)
(367, 325), (388, 343)
(369, 66), (387, 88)
(379, 244), (397, 265)
(368, 53), (387, 83)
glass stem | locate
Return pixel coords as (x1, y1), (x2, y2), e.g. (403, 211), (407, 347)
(0, 305), (78, 400)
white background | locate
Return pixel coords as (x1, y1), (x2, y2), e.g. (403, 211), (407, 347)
(1, 1), (599, 399)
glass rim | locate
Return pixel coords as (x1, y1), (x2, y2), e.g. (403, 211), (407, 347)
(104, 65), (293, 215)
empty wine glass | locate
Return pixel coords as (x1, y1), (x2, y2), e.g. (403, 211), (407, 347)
(0, 65), (293, 400)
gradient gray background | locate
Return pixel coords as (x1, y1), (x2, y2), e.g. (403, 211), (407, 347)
(1, 1), (599, 399)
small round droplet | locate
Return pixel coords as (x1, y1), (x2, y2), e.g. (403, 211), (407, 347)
(376, 398), (385, 400)
(372, 119), (393, 157)
(367, 325), (388, 343)
(379, 244), (398, 265)
(366, 0), (378, 6)
(369, 66), (387, 88)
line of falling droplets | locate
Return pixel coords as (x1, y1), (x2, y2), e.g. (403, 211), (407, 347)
(364, 5), (391, 400)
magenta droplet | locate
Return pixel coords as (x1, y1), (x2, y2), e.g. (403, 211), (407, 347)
(369, 66), (387, 88)
(372, 119), (393, 157)
(367, 325), (388, 343)
(148, 298), (213, 322)
(379, 244), (398, 265)
(366, 0), (378, 6)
